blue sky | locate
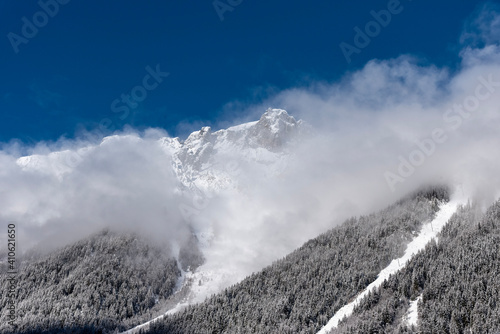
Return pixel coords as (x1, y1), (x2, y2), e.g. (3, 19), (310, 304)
(0, 0), (492, 143)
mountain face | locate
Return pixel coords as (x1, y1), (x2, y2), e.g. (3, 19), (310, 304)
(158, 108), (306, 192)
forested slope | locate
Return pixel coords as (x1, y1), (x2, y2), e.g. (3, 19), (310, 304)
(143, 187), (448, 334)
(0, 230), (180, 334)
(333, 200), (500, 333)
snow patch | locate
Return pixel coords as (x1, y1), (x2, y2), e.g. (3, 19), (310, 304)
(226, 120), (258, 132)
(404, 294), (422, 327)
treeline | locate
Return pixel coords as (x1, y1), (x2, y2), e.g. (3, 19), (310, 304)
(0, 230), (180, 334)
(142, 187), (448, 333)
(333, 200), (500, 333)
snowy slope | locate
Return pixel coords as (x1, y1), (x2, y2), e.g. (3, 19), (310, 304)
(317, 192), (466, 334)
(404, 294), (422, 327)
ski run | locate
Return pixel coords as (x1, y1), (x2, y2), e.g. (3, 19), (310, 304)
(317, 194), (465, 333)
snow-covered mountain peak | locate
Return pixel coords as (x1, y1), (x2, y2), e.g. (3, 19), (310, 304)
(243, 108), (303, 151)
(16, 109), (306, 191)
(159, 109), (306, 191)
(185, 126), (212, 144)
(258, 108), (297, 132)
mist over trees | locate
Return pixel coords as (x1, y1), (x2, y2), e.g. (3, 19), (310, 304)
(143, 187), (448, 334)
(0, 230), (180, 334)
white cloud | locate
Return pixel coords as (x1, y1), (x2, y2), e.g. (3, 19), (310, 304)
(460, 2), (500, 47)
